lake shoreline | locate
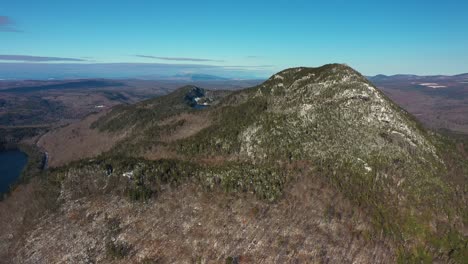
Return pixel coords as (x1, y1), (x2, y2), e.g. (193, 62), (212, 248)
(0, 149), (28, 196)
(0, 143), (47, 199)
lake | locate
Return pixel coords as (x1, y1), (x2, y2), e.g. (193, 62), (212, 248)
(0, 150), (28, 194)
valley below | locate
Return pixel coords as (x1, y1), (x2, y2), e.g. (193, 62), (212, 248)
(370, 73), (468, 135)
(0, 78), (261, 152)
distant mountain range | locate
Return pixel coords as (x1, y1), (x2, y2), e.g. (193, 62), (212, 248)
(368, 73), (468, 82)
(171, 73), (231, 81)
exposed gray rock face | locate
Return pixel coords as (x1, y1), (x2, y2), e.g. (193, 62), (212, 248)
(214, 64), (448, 209)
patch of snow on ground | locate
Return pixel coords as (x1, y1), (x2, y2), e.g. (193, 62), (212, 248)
(391, 131), (417, 147)
(357, 158), (372, 172)
(298, 73), (315, 82)
(299, 104), (313, 116)
(341, 74), (353, 82)
(364, 84), (385, 103)
(339, 89), (370, 101)
(122, 171), (134, 178)
(241, 125), (261, 158)
(419, 83), (447, 89)
(419, 83), (438, 86)
(274, 74), (284, 80)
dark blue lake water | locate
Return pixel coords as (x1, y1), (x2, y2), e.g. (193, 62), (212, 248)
(0, 150), (28, 194)
(193, 104), (209, 109)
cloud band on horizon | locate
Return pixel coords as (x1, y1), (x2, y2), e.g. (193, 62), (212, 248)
(0, 62), (274, 80)
(135, 55), (224, 62)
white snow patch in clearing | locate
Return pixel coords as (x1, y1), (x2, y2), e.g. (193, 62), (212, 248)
(296, 73), (315, 83)
(419, 83), (447, 89)
(391, 130), (417, 147)
(274, 74), (284, 80)
(357, 158), (372, 172)
(300, 104), (313, 116)
(364, 84), (385, 103)
(341, 74), (354, 82)
(397, 178), (405, 187)
(339, 89), (370, 100)
(122, 171), (134, 178)
(241, 125), (261, 158)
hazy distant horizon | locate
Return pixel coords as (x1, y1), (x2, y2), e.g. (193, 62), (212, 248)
(2, 1), (468, 78)
(0, 62), (467, 81)
(0, 62), (272, 80)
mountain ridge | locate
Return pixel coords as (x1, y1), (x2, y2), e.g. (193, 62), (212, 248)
(2, 64), (466, 263)
(75, 64), (468, 261)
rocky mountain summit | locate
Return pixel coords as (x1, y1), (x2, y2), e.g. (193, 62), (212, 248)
(1, 64), (466, 263)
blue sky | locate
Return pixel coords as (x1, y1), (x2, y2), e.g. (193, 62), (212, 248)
(1, 0), (468, 79)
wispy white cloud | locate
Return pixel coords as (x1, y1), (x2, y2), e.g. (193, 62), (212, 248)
(0, 54), (87, 62)
(0, 16), (20, 32)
